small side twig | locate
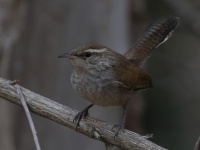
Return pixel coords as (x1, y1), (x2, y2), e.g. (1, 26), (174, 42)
(12, 81), (41, 150)
(142, 134), (154, 139)
(10, 79), (20, 85)
(194, 136), (200, 150)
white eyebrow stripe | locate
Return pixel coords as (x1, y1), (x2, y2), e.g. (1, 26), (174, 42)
(85, 48), (107, 53)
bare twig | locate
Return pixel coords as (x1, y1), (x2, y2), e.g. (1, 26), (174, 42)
(15, 84), (41, 150)
(194, 136), (200, 150)
(0, 77), (167, 150)
(9, 79), (20, 85)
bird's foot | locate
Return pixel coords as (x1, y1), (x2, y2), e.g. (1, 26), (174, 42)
(111, 124), (124, 141)
(73, 104), (94, 130)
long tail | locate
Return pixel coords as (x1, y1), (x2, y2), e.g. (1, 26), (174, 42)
(124, 16), (179, 66)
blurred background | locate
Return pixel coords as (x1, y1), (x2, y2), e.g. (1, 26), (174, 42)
(0, 0), (200, 150)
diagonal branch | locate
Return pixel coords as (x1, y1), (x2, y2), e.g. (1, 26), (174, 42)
(0, 77), (167, 150)
(194, 136), (200, 150)
(16, 84), (41, 150)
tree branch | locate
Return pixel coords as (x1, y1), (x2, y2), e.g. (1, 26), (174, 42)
(16, 84), (41, 150)
(194, 136), (200, 150)
(0, 77), (167, 150)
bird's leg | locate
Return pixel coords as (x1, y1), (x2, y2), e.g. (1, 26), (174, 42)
(112, 106), (126, 139)
(73, 104), (94, 130)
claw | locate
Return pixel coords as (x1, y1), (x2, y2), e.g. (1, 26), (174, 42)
(73, 104), (94, 130)
(73, 110), (88, 130)
(111, 107), (126, 140)
(111, 124), (124, 141)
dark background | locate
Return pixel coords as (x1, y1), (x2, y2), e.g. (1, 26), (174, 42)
(0, 0), (200, 150)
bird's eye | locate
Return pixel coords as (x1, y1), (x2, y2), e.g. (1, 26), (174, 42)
(85, 52), (91, 57)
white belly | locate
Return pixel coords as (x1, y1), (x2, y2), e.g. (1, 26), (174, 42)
(70, 70), (132, 107)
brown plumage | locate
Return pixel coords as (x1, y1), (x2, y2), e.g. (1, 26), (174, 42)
(125, 16), (179, 66)
(58, 16), (179, 130)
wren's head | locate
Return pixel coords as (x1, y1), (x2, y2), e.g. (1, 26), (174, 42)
(58, 43), (125, 71)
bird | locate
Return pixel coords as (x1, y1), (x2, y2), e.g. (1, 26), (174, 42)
(58, 16), (179, 132)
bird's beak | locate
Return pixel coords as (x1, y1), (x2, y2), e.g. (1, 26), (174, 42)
(57, 52), (77, 59)
(58, 52), (71, 58)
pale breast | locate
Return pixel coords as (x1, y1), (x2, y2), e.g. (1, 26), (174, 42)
(70, 70), (132, 107)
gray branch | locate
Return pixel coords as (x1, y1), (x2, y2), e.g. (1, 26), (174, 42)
(194, 136), (200, 150)
(0, 77), (167, 150)
(16, 84), (41, 150)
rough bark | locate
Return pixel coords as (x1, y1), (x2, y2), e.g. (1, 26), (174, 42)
(0, 77), (167, 150)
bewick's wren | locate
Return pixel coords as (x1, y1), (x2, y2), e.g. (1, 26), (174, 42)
(58, 16), (179, 130)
